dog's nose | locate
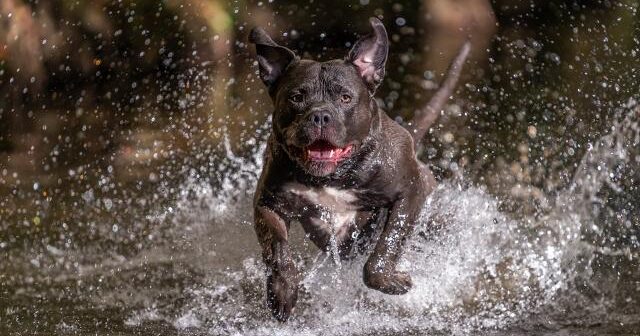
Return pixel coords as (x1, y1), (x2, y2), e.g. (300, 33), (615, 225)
(310, 112), (332, 127)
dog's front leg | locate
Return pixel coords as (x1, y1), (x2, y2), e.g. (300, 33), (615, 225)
(363, 181), (428, 295)
(255, 206), (299, 321)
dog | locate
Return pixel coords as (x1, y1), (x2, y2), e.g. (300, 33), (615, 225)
(249, 17), (470, 321)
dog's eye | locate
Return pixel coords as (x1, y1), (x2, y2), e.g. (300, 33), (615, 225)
(290, 93), (304, 103)
(340, 94), (352, 104)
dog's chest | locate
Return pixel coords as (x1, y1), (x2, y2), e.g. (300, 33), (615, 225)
(283, 182), (359, 234)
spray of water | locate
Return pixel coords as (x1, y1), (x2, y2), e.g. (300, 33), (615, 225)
(121, 102), (639, 335)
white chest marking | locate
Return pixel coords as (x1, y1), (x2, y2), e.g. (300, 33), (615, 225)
(284, 182), (359, 235)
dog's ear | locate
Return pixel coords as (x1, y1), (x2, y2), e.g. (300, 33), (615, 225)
(249, 27), (297, 91)
(347, 17), (389, 92)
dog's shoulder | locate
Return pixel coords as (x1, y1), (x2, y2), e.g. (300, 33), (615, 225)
(377, 110), (418, 158)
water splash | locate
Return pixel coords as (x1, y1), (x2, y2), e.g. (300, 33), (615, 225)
(126, 104), (639, 335)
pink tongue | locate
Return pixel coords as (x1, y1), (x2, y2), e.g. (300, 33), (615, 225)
(308, 148), (342, 160)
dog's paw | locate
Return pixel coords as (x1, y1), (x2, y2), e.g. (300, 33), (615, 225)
(266, 271), (298, 322)
(363, 269), (413, 295)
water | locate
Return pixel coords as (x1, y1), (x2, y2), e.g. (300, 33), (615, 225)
(1, 102), (638, 335)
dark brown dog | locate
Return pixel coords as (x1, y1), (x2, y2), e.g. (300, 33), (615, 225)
(249, 18), (470, 321)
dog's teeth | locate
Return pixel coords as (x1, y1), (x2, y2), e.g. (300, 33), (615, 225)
(305, 146), (352, 161)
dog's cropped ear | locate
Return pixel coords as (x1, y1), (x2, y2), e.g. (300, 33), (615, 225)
(249, 27), (297, 92)
(347, 17), (389, 93)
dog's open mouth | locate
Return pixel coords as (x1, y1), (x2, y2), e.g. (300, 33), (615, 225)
(304, 140), (353, 162)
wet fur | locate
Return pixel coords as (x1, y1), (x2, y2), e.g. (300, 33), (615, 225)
(249, 18), (469, 321)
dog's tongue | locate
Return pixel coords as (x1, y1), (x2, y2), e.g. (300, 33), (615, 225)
(306, 141), (352, 161)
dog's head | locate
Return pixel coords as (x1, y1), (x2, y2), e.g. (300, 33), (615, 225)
(250, 18), (388, 177)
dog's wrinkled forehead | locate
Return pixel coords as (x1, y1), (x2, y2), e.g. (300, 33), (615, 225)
(250, 17), (388, 96)
(276, 59), (365, 97)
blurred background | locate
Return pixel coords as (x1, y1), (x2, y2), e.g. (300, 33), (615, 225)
(0, 0), (639, 335)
